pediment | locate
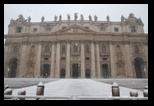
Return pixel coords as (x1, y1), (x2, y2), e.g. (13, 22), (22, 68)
(53, 24), (96, 34)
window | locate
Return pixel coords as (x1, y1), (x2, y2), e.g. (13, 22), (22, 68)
(102, 45), (106, 53)
(103, 58), (107, 60)
(44, 58), (48, 60)
(134, 45), (139, 53)
(44, 45), (49, 53)
(130, 26), (136, 32)
(85, 45), (90, 53)
(16, 27), (22, 33)
(33, 28), (37, 32)
(62, 45), (66, 54)
(73, 43), (78, 53)
(114, 28), (119, 32)
(86, 57), (90, 60)
(61, 57), (65, 60)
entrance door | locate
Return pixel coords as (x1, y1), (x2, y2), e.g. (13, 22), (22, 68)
(134, 57), (145, 78)
(72, 64), (79, 78)
(85, 69), (90, 78)
(60, 69), (65, 78)
(41, 64), (50, 78)
(9, 57), (18, 78)
(101, 64), (109, 78)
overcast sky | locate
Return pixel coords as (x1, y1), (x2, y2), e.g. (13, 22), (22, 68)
(4, 4), (148, 34)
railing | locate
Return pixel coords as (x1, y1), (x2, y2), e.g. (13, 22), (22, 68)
(4, 95), (148, 100)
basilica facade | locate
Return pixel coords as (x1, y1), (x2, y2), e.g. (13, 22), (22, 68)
(4, 13), (148, 78)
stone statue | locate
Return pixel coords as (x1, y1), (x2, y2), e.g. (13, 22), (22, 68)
(89, 15), (92, 21)
(138, 18), (142, 23)
(121, 15), (124, 22)
(107, 15), (110, 22)
(129, 13), (134, 18)
(74, 13), (78, 20)
(41, 16), (45, 22)
(10, 18), (14, 24)
(94, 15), (98, 21)
(80, 14), (84, 21)
(54, 15), (57, 21)
(28, 16), (31, 22)
(18, 14), (23, 19)
(59, 15), (62, 21)
(67, 14), (70, 20)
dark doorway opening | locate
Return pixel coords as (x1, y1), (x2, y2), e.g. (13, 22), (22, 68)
(134, 57), (145, 78)
(101, 64), (109, 78)
(85, 69), (90, 78)
(72, 64), (80, 78)
(60, 69), (65, 78)
(8, 57), (18, 78)
(41, 64), (50, 78)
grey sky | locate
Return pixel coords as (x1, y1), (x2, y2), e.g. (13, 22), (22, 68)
(4, 4), (148, 34)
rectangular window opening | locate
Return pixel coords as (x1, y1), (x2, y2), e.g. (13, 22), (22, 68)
(33, 28), (37, 32)
(103, 58), (107, 60)
(86, 57), (90, 60)
(114, 28), (119, 32)
(16, 27), (22, 33)
(44, 58), (49, 60)
(62, 57), (65, 60)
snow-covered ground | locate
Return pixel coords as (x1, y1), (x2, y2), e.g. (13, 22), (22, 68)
(12, 79), (144, 97)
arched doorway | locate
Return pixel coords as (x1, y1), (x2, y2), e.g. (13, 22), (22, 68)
(60, 69), (65, 78)
(72, 64), (80, 78)
(85, 69), (90, 78)
(8, 57), (18, 78)
(41, 64), (50, 78)
(101, 64), (109, 78)
(134, 57), (145, 78)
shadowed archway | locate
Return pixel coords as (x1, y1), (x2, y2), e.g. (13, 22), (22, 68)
(8, 57), (18, 78)
(85, 69), (90, 78)
(134, 57), (145, 78)
(60, 69), (65, 78)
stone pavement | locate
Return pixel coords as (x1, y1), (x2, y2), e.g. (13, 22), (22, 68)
(12, 79), (144, 97)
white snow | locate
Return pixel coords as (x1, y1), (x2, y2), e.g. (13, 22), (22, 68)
(12, 79), (144, 97)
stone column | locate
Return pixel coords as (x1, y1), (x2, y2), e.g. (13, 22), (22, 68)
(50, 43), (55, 77)
(143, 44), (148, 77)
(18, 44), (27, 77)
(66, 42), (70, 78)
(81, 42), (85, 78)
(55, 42), (60, 78)
(34, 44), (42, 77)
(124, 43), (133, 77)
(91, 41), (96, 78)
(4, 44), (9, 77)
(109, 43), (116, 78)
(96, 42), (101, 78)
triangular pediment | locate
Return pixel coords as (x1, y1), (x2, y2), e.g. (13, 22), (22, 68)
(53, 24), (96, 34)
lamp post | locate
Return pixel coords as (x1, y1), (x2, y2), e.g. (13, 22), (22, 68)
(144, 66), (146, 77)
(7, 67), (10, 78)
